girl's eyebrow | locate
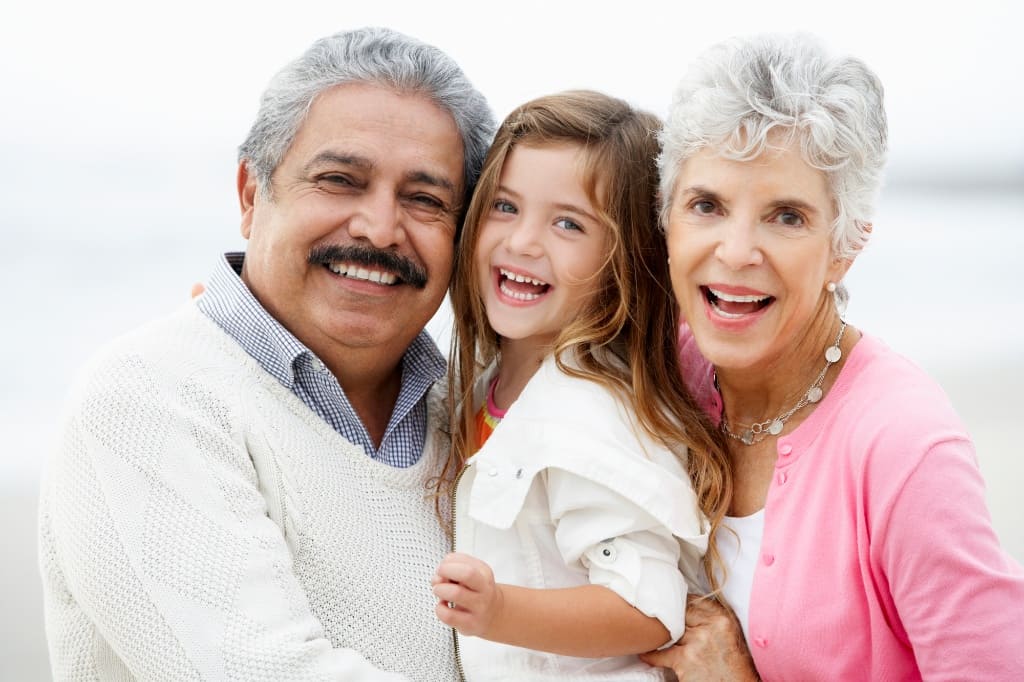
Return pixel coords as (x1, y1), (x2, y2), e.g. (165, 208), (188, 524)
(496, 185), (598, 222)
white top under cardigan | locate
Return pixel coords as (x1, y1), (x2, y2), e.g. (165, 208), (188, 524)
(453, 355), (709, 681)
(38, 303), (457, 681)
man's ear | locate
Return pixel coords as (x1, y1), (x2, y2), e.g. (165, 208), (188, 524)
(238, 161), (258, 239)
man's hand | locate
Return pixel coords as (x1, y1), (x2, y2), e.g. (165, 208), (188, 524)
(431, 552), (504, 637)
(639, 594), (759, 681)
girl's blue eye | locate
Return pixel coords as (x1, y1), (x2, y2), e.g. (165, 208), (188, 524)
(555, 217), (583, 232)
(494, 199), (517, 214)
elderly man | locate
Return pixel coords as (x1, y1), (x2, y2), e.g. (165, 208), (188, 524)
(39, 28), (494, 680)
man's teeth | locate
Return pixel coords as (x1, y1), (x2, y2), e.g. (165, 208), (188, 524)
(708, 287), (770, 304)
(328, 263), (397, 285)
(499, 281), (541, 301)
(500, 268), (547, 287)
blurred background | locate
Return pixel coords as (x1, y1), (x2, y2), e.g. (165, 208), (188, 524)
(2, 0), (1021, 678)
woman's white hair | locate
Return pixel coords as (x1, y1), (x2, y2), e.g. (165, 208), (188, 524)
(658, 33), (888, 298)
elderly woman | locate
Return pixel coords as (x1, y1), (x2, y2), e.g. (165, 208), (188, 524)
(641, 34), (1024, 680)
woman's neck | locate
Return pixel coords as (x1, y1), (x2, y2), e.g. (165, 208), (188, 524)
(492, 337), (551, 410)
(715, 306), (856, 429)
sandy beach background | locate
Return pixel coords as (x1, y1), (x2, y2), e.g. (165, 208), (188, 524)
(3, 188), (1023, 680)
(3, 1), (1022, 678)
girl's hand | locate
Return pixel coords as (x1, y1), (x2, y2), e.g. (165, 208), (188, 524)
(432, 552), (504, 637)
(639, 594), (759, 681)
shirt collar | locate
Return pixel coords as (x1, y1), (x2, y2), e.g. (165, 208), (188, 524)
(198, 251), (447, 390)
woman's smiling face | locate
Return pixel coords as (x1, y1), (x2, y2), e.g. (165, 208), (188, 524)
(665, 137), (851, 373)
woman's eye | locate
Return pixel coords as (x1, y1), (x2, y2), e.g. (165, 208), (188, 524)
(555, 217), (583, 232)
(692, 200), (717, 215)
(493, 199), (517, 214)
(777, 210), (804, 226)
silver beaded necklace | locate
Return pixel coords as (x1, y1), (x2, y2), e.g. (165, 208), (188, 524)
(719, 320), (847, 446)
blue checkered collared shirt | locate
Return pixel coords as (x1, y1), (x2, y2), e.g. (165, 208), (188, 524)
(196, 252), (446, 468)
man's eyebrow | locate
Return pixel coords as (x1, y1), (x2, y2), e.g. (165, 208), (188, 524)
(302, 152), (373, 173)
(406, 170), (457, 195)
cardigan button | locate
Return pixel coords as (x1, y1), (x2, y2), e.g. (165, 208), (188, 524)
(762, 552), (775, 566)
(753, 637), (768, 648)
(777, 471), (788, 485)
(779, 443), (793, 457)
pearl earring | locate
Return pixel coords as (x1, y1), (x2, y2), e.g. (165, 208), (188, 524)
(826, 282), (837, 293)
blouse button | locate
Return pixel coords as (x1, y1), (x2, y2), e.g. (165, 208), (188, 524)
(762, 552), (775, 566)
(753, 637), (768, 648)
(779, 443), (793, 457)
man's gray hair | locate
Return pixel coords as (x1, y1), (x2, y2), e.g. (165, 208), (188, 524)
(239, 27), (495, 208)
(658, 33), (888, 270)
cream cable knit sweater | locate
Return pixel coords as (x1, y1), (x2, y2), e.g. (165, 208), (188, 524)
(39, 304), (456, 681)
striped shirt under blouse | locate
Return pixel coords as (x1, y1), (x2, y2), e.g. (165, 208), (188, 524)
(196, 252), (446, 468)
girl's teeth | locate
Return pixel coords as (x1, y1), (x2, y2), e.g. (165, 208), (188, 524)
(499, 281), (541, 301)
(500, 268), (547, 287)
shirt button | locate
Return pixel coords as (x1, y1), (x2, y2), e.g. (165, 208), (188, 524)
(310, 357), (328, 374)
(779, 443), (793, 457)
(762, 552), (775, 566)
(777, 471), (788, 485)
(753, 637), (768, 648)
(515, 468), (524, 479)
(487, 467), (499, 477)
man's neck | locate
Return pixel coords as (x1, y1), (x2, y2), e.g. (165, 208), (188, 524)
(320, 344), (406, 449)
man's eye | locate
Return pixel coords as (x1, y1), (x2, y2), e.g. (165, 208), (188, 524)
(411, 194), (444, 209)
(320, 174), (354, 186)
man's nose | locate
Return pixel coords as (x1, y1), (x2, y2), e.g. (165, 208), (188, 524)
(347, 190), (406, 249)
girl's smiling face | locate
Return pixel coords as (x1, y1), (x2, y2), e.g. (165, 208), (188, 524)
(475, 143), (609, 354)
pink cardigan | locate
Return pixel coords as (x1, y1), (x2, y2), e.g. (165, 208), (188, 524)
(680, 327), (1024, 680)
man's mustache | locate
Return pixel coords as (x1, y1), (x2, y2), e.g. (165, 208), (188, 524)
(308, 244), (428, 289)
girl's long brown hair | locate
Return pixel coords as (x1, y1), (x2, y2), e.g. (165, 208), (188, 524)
(438, 90), (732, 589)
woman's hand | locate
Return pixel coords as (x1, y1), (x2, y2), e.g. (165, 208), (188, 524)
(432, 552), (505, 638)
(640, 594), (759, 681)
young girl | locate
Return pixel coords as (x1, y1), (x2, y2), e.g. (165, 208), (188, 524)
(431, 91), (731, 680)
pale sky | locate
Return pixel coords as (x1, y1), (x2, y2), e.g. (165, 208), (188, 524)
(2, 0), (1021, 233)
